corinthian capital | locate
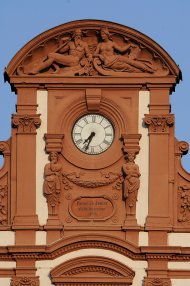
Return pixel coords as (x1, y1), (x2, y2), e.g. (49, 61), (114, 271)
(144, 114), (174, 134)
(12, 114), (41, 134)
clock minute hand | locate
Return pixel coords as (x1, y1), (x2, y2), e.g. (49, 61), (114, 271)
(83, 132), (96, 150)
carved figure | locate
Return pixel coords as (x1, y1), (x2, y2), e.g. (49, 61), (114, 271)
(28, 29), (92, 75)
(122, 152), (140, 217)
(94, 27), (156, 74)
(43, 152), (62, 214)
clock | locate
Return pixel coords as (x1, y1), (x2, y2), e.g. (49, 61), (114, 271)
(72, 114), (114, 155)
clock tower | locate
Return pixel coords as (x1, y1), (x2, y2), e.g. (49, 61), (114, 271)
(1, 20), (190, 286)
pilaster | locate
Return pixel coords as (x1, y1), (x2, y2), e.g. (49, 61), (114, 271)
(11, 88), (41, 244)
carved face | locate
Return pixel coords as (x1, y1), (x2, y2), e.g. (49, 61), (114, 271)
(127, 152), (135, 162)
(50, 152), (58, 163)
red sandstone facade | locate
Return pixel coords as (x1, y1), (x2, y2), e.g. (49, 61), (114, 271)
(0, 20), (190, 286)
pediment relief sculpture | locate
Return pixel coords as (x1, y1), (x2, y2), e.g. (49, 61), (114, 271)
(15, 27), (170, 77)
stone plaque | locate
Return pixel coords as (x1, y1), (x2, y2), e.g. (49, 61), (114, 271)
(69, 196), (115, 221)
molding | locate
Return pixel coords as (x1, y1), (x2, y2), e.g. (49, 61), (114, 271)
(44, 134), (64, 153)
(0, 235), (190, 262)
(50, 256), (135, 285)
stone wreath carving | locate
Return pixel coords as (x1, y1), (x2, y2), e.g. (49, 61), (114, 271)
(63, 172), (122, 188)
(16, 27), (169, 76)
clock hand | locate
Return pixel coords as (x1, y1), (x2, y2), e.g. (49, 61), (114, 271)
(83, 132), (96, 150)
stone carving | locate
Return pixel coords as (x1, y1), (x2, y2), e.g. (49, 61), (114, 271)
(16, 27), (170, 77)
(19, 29), (93, 76)
(12, 114), (41, 133)
(63, 172), (121, 188)
(144, 278), (171, 286)
(43, 152), (62, 215)
(64, 265), (121, 277)
(178, 185), (190, 222)
(69, 196), (115, 221)
(0, 141), (11, 155)
(0, 185), (7, 225)
(144, 114), (174, 133)
(122, 152), (140, 218)
(175, 140), (189, 156)
(93, 27), (156, 75)
(11, 277), (39, 286)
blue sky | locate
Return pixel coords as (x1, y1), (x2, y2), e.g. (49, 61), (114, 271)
(0, 0), (190, 170)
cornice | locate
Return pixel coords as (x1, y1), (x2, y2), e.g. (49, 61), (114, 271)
(0, 235), (190, 262)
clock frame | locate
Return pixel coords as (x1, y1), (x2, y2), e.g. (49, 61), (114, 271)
(72, 113), (114, 155)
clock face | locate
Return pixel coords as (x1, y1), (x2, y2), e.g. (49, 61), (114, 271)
(72, 114), (114, 155)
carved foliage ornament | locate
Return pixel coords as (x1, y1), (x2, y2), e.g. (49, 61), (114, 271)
(12, 114), (41, 133)
(0, 185), (7, 225)
(144, 278), (171, 286)
(144, 114), (174, 134)
(11, 277), (39, 286)
(178, 185), (190, 222)
(16, 27), (170, 77)
(63, 172), (122, 189)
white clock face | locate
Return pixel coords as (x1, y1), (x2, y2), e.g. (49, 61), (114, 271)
(72, 114), (114, 155)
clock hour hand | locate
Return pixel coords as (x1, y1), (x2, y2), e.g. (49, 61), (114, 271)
(83, 131), (96, 150)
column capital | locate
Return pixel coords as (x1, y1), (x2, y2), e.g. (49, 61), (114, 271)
(12, 114), (41, 134)
(144, 114), (174, 134)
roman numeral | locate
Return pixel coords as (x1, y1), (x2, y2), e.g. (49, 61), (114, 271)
(83, 117), (88, 124)
(75, 138), (83, 145)
(74, 132), (81, 136)
(90, 147), (95, 153)
(104, 125), (111, 129)
(103, 139), (110, 145)
(92, 115), (96, 123)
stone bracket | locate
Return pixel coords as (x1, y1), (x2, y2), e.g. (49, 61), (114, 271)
(44, 134), (64, 153)
(85, 88), (102, 111)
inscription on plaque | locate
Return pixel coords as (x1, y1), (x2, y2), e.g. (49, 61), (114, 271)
(69, 196), (115, 221)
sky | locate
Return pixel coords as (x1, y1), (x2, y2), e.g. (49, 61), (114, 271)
(0, 0), (190, 170)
